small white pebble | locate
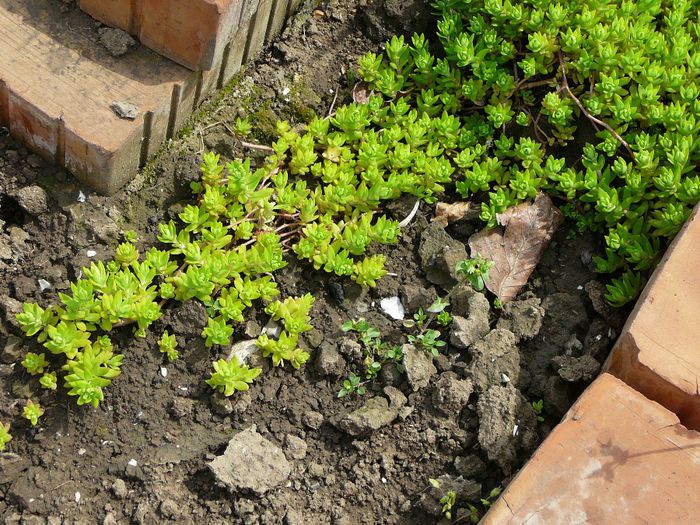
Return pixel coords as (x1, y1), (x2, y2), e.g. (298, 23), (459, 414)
(381, 477), (387, 484)
(160, 366), (168, 378)
(77, 191), (87, 203)
(576, 285), (583, 290)
(501, 373), (511, 384)
(86, 250), (97, 258)
(380, 296), (405, 320)
(179, 386), (188, 392)
(37, 279), (51, 292)
(512, 424), (519, 437)
(128, 458), (138, 467)
(78, 448), (86, 456)
(74, 491), (81, 503)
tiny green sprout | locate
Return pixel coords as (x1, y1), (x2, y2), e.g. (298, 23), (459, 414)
(206, 356), (261, 397)
(413, 308), (428, 328)
(40, 371), (58, 390)
(234, 117), (252, 137)
(455, 256), (493, 292)
(493, 298), (504, 310)
(436, 310), (453, 327)
(429, 479), (456, 521)
(0, 421), (11, 451)
(21, 352), (49, 375)
(481, 486), (503, 508)
(408, 328), (446, 356)
(338, 372), (366, 397)
(122, 230), (138, 243)
(158, 331), (179, 362)
(532, 399), (545, 422)
(23, 400), (44, 426)
(441, 490), (457, 520)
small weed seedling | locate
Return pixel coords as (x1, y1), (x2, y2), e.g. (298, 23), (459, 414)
(465, 486), (503, 523)
(338, 372), (366, 397)
(429, 478), (457, 521)
(339, 318), (405, 397)
(455, 256), (493, 293)
(532, 399), (545, 422)
(406, 257), (490, 356)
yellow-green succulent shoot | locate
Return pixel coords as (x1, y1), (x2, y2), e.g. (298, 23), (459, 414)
(21, 352), (49, 375)
(0, 422), (11, 451)
(40, 371), (58, 390)
(23, 400), (45, 426)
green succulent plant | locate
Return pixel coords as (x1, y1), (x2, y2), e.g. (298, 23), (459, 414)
(206, 357), (261, 396)
(22, 400), (44, 426)
(0, 422), (11, 450)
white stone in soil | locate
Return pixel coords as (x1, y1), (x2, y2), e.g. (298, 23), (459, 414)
(380, 296), (405, 320)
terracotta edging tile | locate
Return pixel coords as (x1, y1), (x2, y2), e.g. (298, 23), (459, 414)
(482, 373), (700, 525)
(604, 203), (700, 429)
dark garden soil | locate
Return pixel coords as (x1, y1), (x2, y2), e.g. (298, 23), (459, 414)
(0, 1), (628, 523)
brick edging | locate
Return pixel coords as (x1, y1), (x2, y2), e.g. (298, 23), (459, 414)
(603, 203), (700, 429)
(482, 203), (700, 522)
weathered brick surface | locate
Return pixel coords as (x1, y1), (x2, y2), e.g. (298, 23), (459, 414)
(483, 373), (700, 524)
(78, 0), (285, 72)
(0, 0), (196, 194)
(1, 0), (292, 194)
(604, 204), (700, 429)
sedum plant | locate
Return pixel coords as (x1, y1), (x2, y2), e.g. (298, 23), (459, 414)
(0, 422), (11, 451)
(22, 400), (44, 426)
(21, 352), (49, 375)
(158, 331), (179, 362)
(206, 357), (261, 396)
(357, 0), (700, 306)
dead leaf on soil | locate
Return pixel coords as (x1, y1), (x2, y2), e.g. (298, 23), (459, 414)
(468, 193), (563, 303)
(352, 82), (370, 105)
(433, 201), (479, 226)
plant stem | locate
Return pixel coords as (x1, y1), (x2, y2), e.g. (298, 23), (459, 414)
(558, 56), (636, 161)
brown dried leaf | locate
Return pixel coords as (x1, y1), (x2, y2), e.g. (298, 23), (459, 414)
(468, 193), (563, 303)
(433, 201), (479, 227)
(352, 82), (370, 105)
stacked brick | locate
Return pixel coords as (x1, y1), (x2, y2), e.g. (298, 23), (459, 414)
(0, 0), (299, 193)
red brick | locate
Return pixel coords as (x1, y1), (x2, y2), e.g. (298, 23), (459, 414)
(139, 0), (244, 71)
(0, 0), (197, 194)
(77, 0), (131, 30)
(79, 0), (296, 72)
(79, 0), (244, 71)
(604, 204), (700, 429)
(483, 373), (700, 525)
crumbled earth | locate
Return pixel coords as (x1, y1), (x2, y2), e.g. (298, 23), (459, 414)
(98, 27), (137, 57)
(0, 0), (628, 522)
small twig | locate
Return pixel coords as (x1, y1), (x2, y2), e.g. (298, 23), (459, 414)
(558, 56), (635, 161)
(326, 87), (340, 118)
(398, 200), (420, 228)
(515, 76), (558, 91)
(239, 140), (274, 153)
